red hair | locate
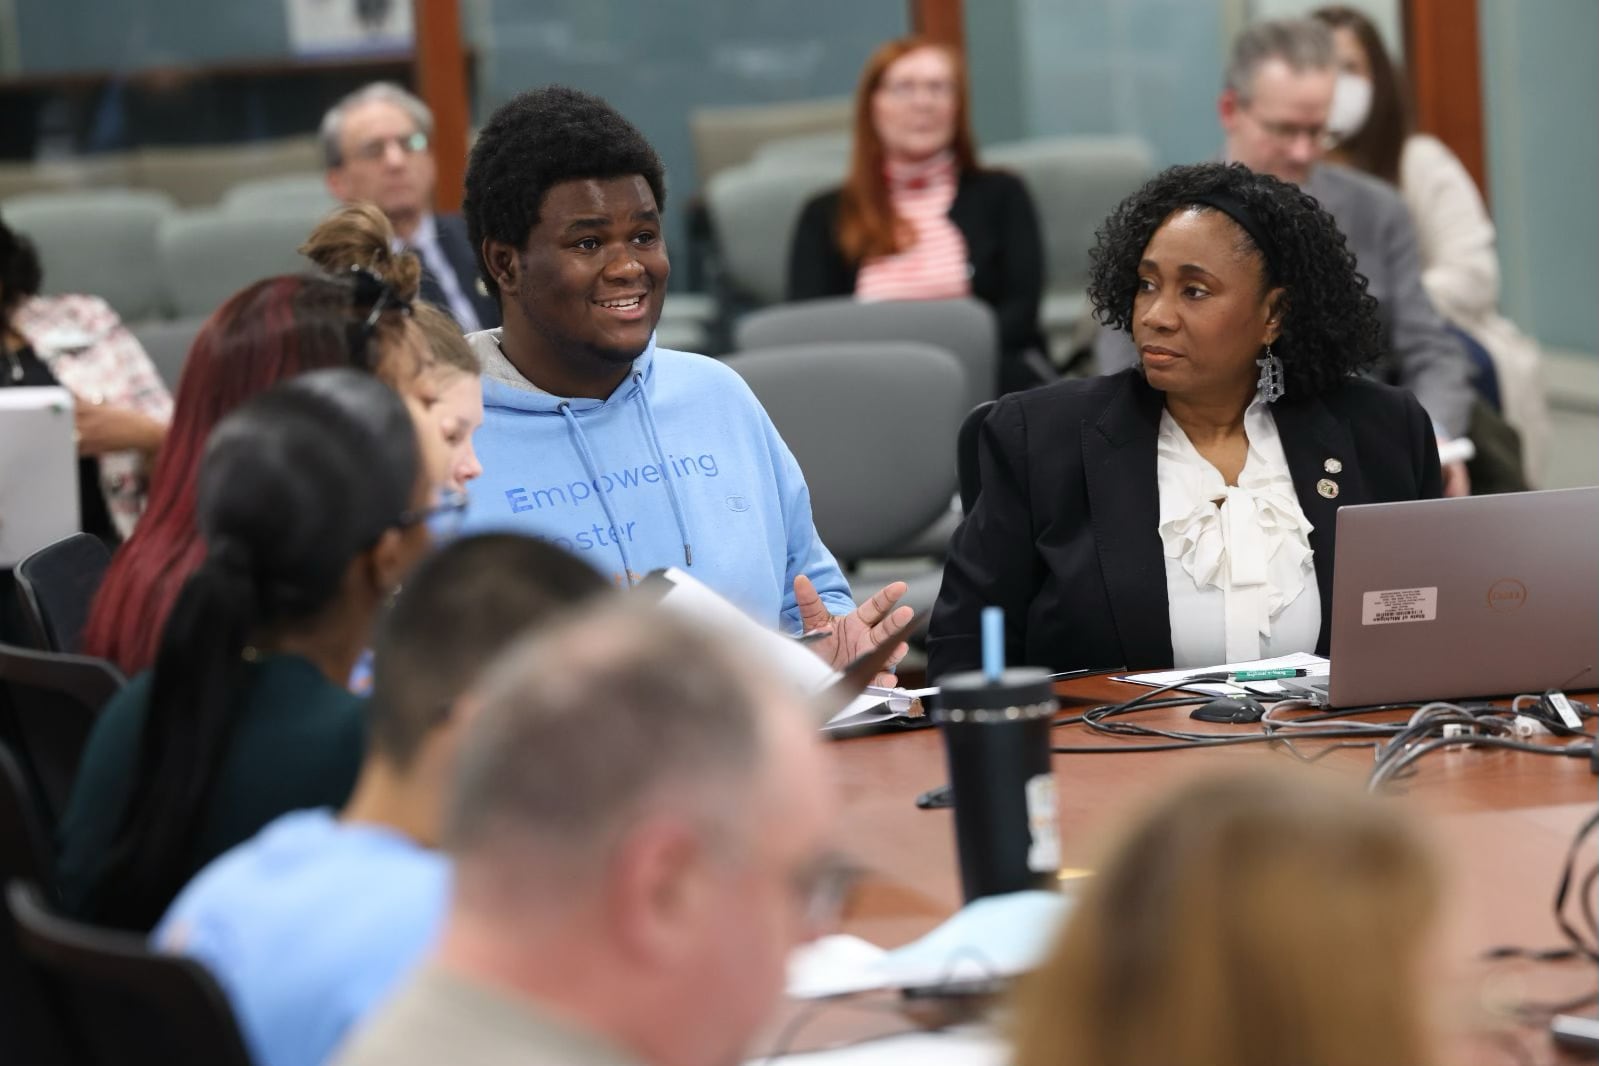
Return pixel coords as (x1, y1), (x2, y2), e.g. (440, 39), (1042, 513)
(81, 275), (414, 675)
(836, 37), (979, 265)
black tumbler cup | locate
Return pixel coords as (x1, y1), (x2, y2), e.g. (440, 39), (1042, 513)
(931, 667), (1060, 902)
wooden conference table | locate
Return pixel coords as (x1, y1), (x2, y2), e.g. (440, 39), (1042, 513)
(788, 672), (1599, 1064)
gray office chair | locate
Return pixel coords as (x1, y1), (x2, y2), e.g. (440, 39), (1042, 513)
(129, 316), (206, 391)
(735, 297), (999, 416)
(723, 341), (967, 635)
(688, 96), (852, 185)
(1, 190), (176, 322)
(219, 173), (338, 216)
(749, 132), (853, 170)
(703, 162), (843, 308)
(158, 207), (324, 318)
(984, 135), (1155, 355)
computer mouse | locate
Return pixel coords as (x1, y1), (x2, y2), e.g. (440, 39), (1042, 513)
(1190, 695), (1266, 724)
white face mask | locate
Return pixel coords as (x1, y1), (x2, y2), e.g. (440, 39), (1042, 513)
(1327, 72), (1373, 140)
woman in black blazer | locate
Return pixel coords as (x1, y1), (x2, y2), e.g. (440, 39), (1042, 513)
(928, 162), (1441, 680)
(786, 36), (1045, 395)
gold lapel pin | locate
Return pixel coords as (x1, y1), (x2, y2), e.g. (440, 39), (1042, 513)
(1317, 478), (1339, 499)
(1324, 458), (1342, 473)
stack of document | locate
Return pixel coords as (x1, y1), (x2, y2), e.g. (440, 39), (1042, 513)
(1117, 651), (1330, 698)
(648, 568), (933, 733)
(786, 890), (1071, 999)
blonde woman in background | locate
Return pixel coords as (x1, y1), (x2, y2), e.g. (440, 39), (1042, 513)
(1012, 770), (1440, 1066)
(1312, 5), (1548, 485)
(301, 203), (483, 494)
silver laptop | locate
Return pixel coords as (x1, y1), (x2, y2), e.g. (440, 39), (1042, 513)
(1304, 487), (1598, 708)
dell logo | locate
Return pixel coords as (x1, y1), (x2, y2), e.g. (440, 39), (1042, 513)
(1486, 578), (1527, 611)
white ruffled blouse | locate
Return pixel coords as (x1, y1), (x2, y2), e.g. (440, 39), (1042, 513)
(1157, 397), (1321, 668)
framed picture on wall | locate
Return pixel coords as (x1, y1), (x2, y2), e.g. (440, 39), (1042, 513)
(286, 0), (414, 57)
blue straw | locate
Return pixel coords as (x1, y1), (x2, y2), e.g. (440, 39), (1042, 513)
(981, 607), (1004, 682)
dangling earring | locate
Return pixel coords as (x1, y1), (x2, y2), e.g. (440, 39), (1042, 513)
(1256, 343), (1285, 403)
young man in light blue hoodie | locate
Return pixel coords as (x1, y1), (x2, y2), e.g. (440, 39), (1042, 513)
(458, 85), (910, 672)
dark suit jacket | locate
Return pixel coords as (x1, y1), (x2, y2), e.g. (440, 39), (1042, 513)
(788, 169), (1044, 393)
(420, 214), (501, 331)
(927, 369), (1443, 680)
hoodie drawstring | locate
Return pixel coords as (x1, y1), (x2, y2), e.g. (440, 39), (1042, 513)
(633, 372), (695, 568)
(558, 401), (638, 584)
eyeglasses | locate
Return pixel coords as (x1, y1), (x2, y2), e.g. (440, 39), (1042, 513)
(346, 265), (413, 370)
(877, 78), (957, 101)
(1243, 106), (1332, 147)
(349, 130), (429, 163)
(398, 487), (469, 539)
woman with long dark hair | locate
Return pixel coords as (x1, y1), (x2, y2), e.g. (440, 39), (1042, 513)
(57, 369), (437, 929)
(787, 36), (1045, 394)
(80, 271), (434, 676)
(1312, 5), (1547, 483)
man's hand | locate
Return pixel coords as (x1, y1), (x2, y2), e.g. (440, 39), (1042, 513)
(794, 574), (912, 689)
(1441, 460), (1470, 498)
(74, 398), (165, 457)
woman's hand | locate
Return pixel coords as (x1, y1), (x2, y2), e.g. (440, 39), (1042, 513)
(1441, 460), (1471, 498)
(794, 575), (912, 689)
(74, 397), (166, 456)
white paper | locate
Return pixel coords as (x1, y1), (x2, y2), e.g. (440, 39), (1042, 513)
(652, 568), (914, 732)
(786, 890), (1072, 1000)
(749, 1028), (1007, 1066)
(1118, 651), (1331, 698)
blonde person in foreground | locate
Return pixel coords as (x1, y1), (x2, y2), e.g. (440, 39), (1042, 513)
(1012, 769), (1444, 1066)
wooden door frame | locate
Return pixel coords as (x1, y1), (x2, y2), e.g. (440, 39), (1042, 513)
(1403, 0), (1489, 196)
(912, 0), (965, 48)
(414, 0), (469, 214)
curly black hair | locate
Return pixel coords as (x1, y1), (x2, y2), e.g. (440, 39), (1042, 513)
(1087, 162), (1382, 400)
(0, 215), (43, 320)
(463, 86), (667, 307)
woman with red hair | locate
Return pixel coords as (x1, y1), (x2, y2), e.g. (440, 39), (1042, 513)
(80, 272), (437, 676)
(787, 37), (1045, 394)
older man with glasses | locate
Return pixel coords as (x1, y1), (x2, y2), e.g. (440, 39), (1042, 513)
(336, 600), (847, 1066)
(322, 82), (501, 333)
(1097, 18), (1475, 495)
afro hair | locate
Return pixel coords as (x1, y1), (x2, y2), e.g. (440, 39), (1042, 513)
(463, 85), (667, 306)
(1087, 161), (1383, 401)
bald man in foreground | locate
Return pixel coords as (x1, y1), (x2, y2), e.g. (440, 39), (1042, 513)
(334, 603), (844, 1066)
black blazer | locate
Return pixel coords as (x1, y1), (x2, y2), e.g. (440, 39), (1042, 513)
(420, 214), (502, 331)
(787, 169), (1044, 393)
(927, 370), (1443, 680)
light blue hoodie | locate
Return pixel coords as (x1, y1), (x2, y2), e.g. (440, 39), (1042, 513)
(462, 330), (856, 631)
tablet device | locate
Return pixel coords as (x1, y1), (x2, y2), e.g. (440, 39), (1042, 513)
(0, 387), (78, 567)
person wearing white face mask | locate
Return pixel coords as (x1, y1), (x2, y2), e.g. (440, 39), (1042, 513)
(1314, 5), (1548, 486)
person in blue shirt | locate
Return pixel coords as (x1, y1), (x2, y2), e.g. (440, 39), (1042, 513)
(458, 85), (910, 676)
(153, 533), (610, 1066)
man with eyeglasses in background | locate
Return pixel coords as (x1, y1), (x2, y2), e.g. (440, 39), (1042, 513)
(1096, 18), (1475, 495)
(322, 82), (501, 332)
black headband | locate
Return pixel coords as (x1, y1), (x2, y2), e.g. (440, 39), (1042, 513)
(1185, 193), (1279, 279)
